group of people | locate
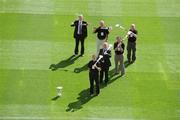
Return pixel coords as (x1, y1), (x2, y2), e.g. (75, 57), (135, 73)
(71, 15), (138, 96)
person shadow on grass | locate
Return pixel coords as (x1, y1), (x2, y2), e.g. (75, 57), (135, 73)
(108, 60), (132, 79)
(74, 63), (88, 73)
(51, 95), (60, 101)
(100, 60), (133, 88)
(49, 55), (80, 71)
(124, 60), (133, 68)
(66, 88), (96, 112)
(66, 59), (133, 111)
(98, 68), (123, 89)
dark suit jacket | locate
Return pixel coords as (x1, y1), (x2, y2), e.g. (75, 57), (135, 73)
(71, 20), (88, 39)
(99, 49), (111, 68)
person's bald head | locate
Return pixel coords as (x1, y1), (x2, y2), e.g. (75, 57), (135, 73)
(103, 42), (108, 49)
(99, 20), (105, 27)
(130, 24), (136, 30)
(92, 54), (97, 61)
(116, 36), (122, 43)
(78, 14), (83, 21)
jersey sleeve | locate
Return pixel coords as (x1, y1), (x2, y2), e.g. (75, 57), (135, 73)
(135, 30), (138, 35)
(114, 42), (117, 50)
(106, 29), (109, 34)
(122, 44), (125, 50)
(94, 27), (99, 33)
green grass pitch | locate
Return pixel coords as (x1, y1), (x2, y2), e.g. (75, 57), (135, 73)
(0, 0), (180, 120)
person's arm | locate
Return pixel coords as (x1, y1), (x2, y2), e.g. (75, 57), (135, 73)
(104, 50), (111, 58)
(105, 29), (109, 41)
(98, 49), (102, 56)
(93, 27), (99, 33)
(95, 65), (101, 71)
(125, 30), (133, 39)
(70, 22), (75, 27)
(132, 32), (137, 38)
(114, 43), (117, 50)
(106, 28), (110, 34)
(88, 61), (91, 70)
(122, 30), (132, 41)
(129, 30), (138, 38)
(119, 44), (124, 52)
(122, 34), (128, 41)
(133, 30), (138, 38)
(108, 50), (111, 58)
(95, 62), (101, 71)
(114, 43), (120, 51)
(83, 21), (88, 26)
(70, 21), (76, 27)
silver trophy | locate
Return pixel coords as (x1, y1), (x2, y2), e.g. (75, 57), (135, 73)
(56, 86), (63, 97)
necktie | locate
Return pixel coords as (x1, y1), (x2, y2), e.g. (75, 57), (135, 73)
(104, 49), (107, 54)
(78, 21), (82, 35)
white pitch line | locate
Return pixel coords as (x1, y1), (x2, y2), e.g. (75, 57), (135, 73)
(158, 62), (168, 80)
(159, 63), (168, 78)
(0, 116), (146, 120)
(0, 117), (48, 120)
(158, 62), (169, 87)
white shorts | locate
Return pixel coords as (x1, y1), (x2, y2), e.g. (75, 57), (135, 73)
(96, 38), (106, 55)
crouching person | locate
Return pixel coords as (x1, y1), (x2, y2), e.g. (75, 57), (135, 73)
(88, 54), (101, 96)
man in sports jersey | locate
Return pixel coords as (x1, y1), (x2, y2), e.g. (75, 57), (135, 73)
(93, 20), (110, 55)
(127, 24), (138, 63)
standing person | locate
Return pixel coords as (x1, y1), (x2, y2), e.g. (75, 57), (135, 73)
(99, 42), (111, 85)
(114, 36), (125, 76)
(88, 54), (101, 96)
(127, 24), (138, 63)
(71, 14), (88, 57)
(93, 20), (110, 55)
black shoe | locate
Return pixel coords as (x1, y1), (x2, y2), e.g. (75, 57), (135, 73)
(96, 93), (99, 96)
(80, 54), (84, 57)
(114, 72), (119, 75)
(121, 72), (125, 76)
(74, 54), (78, 57)
(132, 60), (135, 63)
(90, 93), (94, 97)
(128, 60), (131, 63)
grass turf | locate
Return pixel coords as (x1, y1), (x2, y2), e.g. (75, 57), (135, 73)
(0, 0), (180, 120)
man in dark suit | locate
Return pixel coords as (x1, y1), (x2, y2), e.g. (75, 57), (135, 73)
(88, 54), (101, 96)
(71, 15), (88, 56)
(99, 42), (111, 85)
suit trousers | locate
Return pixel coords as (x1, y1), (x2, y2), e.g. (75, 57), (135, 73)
(114, 54), (125, 74)
(100, 67), (109, 84)
(89, 72), (100, 94)
(96, 38), (106, 55)
(75, 37), (85, 55)
(127, 42), (136, 62)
